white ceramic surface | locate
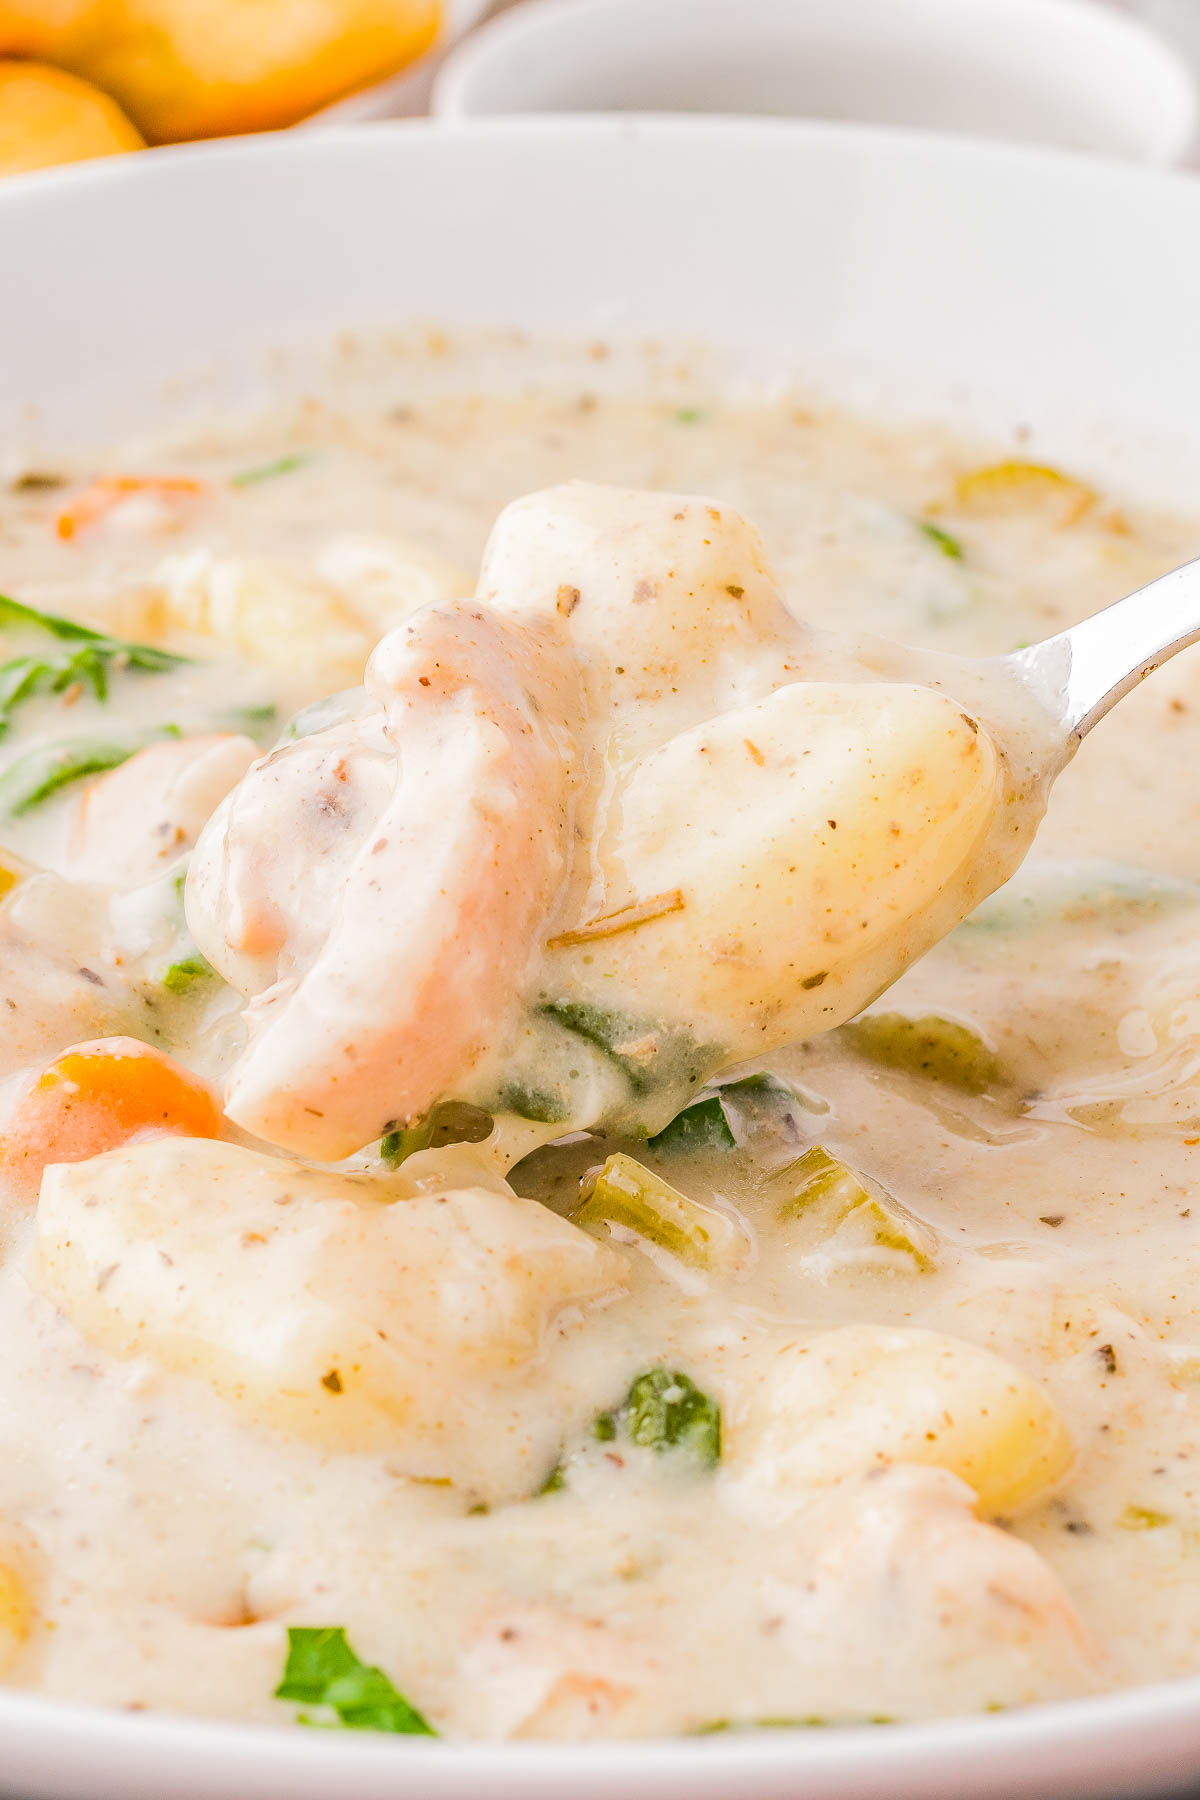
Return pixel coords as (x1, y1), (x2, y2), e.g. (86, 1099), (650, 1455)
(431, 0), (1199, 164)
(3, 116), (1200, 1799)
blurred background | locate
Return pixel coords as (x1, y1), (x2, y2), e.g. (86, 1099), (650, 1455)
(0, 0), (1197, 176)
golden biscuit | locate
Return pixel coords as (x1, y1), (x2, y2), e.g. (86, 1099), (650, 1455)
(2, 0), (441, 143)
(0, 59), (144, 174)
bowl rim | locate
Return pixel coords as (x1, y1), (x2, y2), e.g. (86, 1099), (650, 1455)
(2, 112), (1200, 1796)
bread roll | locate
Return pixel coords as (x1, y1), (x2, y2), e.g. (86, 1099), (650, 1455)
(0, 59), (144, 174)
(2, 0), (441, 142)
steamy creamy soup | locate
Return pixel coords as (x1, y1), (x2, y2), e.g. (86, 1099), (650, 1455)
(1, 366), (1199, 1739)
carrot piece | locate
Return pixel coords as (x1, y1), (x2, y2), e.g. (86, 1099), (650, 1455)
(0, 1036), (224, 1199)
(56, 476), (206, 541)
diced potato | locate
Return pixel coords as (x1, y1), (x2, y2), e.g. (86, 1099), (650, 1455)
(157, 538), (470, 689)
(314, 534), (472, 637)
(476, 482), (800, 747)
(575, 1152), (746, 1271)
(729, 1323), (1072, 1519)
(952, 461), (1097, 526)
(158, 550), (372, 685)
(34, 1137), (622, 1495)
(551, 679), (1001, 1065)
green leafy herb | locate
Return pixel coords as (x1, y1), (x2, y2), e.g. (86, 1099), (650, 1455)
(0, 593), (186, 739)
(0, 727), (181, 817)
(917, 519), (965, 560)
(647, 1070), (815, 1154)
(674, 407), (705, 425)
(617, 1368), (721, 1467)
(537, 1459), (567, 1496)
(647, 1091), (736, 1154)
(537, 1367), (721, 1498)
(162, 953), (216, 995)
(275, 1627), (435, 1736)
(224, 703), (279, 740)
(231, 454), (312, 488)
(497, 1080), (571, 1125)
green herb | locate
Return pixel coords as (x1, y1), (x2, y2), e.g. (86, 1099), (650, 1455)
(674, 407), (704, 425)
(224, 703), (278, 740)
(162, 953), (215, 995)
(647, 1070), (813, 1154)
(275, 1627), (435, 1736)
(538, 1366), (721, 1497)
(0, 593), (186, 739)
(647, 1091), (736, 1154)
(543, 997), (718, 1107)
(917, 519), (965, 560)
(0, 727), (181, 817)
(537, 1460), (567, 1495)
(543, 998), (659, 1094)
(231, 454), (312, 488)
(497, 1081), (571, 1125)
(619, 1368), (721, 1467)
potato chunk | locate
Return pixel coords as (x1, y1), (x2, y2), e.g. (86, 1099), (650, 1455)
(730, 1323), (1072, 1518)
(553, 679), (1000, 1059)
(34, 1137), (622, 1494)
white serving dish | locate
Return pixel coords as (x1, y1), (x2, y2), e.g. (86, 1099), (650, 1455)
(3, 115), (1200, 1800)
(431, 0), (1199, 165)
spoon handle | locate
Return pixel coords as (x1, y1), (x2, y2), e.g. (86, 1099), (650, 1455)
(1010, 554), (1200, 740)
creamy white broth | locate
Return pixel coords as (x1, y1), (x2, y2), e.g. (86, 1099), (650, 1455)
(0, 378), (1200, 1737)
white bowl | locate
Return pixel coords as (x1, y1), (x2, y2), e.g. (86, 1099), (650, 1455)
(431, 0), (1199, 165)
(3, 116), (1200, 1799)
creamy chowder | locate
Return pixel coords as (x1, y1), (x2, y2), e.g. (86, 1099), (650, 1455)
(0, 369), (1199, 1741)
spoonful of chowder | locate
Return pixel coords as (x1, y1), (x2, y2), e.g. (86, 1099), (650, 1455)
(184, 477), (1146, 1167)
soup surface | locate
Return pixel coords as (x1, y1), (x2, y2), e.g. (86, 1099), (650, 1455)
(2, 358), (1200, 1739)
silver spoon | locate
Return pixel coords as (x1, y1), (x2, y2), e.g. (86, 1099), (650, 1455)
(1008, 553), (1200, 739)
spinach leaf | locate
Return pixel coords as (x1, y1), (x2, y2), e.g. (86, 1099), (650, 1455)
(0, 593), (186, 738)
(275, 1626), (435, 1736)
(0, 727), (181, 817)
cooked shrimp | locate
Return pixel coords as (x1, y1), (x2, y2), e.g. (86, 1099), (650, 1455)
(187, 602), (582, 1159)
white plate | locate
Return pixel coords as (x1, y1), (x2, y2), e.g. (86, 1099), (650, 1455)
(2, 116), (1200, 1800)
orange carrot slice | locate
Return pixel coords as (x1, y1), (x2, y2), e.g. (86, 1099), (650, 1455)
(56, 476), (206, 541)
(1, 1036), (224, 1199)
